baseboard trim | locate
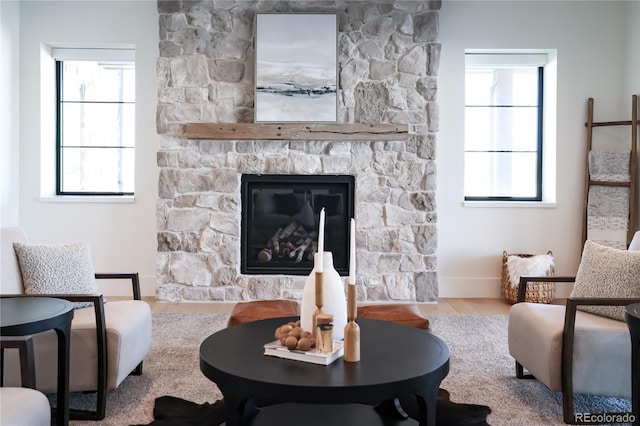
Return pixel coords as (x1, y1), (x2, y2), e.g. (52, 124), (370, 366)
(439, 277), (501, 298)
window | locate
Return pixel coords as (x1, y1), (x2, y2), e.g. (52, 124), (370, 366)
(54, 48), (135, 195)
(464, 53), (546, 201)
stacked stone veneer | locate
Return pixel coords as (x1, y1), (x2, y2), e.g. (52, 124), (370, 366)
(156, 1), (440, 303)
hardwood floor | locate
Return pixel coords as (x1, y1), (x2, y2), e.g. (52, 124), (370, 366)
(419, 298), (511, 315)
(137, 297), (512, 316)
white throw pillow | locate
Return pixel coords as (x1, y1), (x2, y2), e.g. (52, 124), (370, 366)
(13, 241), (98, 308)
(629, 231), (640, 251)
(570, 240), (640, 321)
(506, 253), (555, 289)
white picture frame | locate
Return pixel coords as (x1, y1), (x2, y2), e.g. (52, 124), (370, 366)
(255, 13), (338, 123)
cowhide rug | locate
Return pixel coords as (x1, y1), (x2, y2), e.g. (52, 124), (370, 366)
(139, 388), (491, 426)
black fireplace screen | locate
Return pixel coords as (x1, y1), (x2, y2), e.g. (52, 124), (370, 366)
(241, 174), (355, 275)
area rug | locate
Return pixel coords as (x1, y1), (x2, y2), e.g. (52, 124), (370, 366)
(67, 313), (631, 426)
(139, 388), (490, 426)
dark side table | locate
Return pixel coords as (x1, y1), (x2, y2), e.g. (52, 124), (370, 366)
(626, 303), (640, 426)
(0, 297), (74, 426)
(200, 316), (450, 426)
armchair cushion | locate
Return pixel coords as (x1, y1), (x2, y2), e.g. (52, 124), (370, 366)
(570, 240), (640, 321)
(13, 241), (98, 308)
(0, 387), (51, 426)
(508, 302), (631, 398)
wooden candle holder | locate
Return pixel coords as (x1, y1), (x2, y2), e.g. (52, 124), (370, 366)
(344, 284), (360, 362)
(312, 271), (324, 338)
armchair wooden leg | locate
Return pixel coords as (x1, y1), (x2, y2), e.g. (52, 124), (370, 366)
(562, 389), (575, 424)
(515, 361), (535, 379)
(69, 360), (142, 420)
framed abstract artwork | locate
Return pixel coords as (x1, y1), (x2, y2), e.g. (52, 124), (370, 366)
(255, 13), (338, 123)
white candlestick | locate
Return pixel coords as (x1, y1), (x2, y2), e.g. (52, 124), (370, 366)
(317, 208), (325, 273)
(349, 218), (356, 285)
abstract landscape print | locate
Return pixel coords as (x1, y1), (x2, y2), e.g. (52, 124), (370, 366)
(255, 13), (337, 123)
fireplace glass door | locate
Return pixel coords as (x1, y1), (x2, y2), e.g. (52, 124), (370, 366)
(241, 174), (354, 275)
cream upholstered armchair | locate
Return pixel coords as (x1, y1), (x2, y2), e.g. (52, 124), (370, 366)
(508, 233), (640, 424)
(0, 227), (152, 420)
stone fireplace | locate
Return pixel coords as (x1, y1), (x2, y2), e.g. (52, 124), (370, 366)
(156, 1), (440, 303)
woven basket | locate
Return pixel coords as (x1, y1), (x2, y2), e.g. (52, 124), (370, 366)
(501, 251), (556, 305)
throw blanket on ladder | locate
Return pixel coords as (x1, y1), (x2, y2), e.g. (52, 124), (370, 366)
(587, 150), (631, 250)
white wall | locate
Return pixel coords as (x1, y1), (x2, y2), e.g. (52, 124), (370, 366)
(16, 1), (158, 296)
(1, 0), (20, 227)
(438, 1), (637, 297)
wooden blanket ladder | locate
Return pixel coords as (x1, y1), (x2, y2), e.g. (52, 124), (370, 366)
(583, 95), (638, 249)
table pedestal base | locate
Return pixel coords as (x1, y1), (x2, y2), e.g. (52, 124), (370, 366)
(250, 403), (419, 426)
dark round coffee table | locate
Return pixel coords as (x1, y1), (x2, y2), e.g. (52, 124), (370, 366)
(626, 303), (640, 426)
(0, 297), (74, 426)
(200, 317), (450, 426)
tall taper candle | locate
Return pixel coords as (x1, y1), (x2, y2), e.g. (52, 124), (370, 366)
(348, 218), (356, 285)
(317, 208), (325, 273)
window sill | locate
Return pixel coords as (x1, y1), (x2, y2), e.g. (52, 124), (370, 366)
(39, 195), (135, 203)
(462, 201), (556, 208)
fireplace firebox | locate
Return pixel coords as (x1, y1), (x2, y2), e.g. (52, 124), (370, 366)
(241, 174), (355, 276)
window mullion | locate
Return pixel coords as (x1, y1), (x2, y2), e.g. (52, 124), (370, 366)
(56, 61), (64, 195)
(536, 66), (544, 200)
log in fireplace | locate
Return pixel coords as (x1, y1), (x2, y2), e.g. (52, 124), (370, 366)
(241, 174), (355, 276)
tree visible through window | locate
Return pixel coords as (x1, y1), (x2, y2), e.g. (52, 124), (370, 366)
(464, 53), (544, 201)
(56, 49), (135, 195)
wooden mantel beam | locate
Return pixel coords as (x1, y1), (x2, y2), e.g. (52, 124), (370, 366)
(182, 123), (410, 141)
